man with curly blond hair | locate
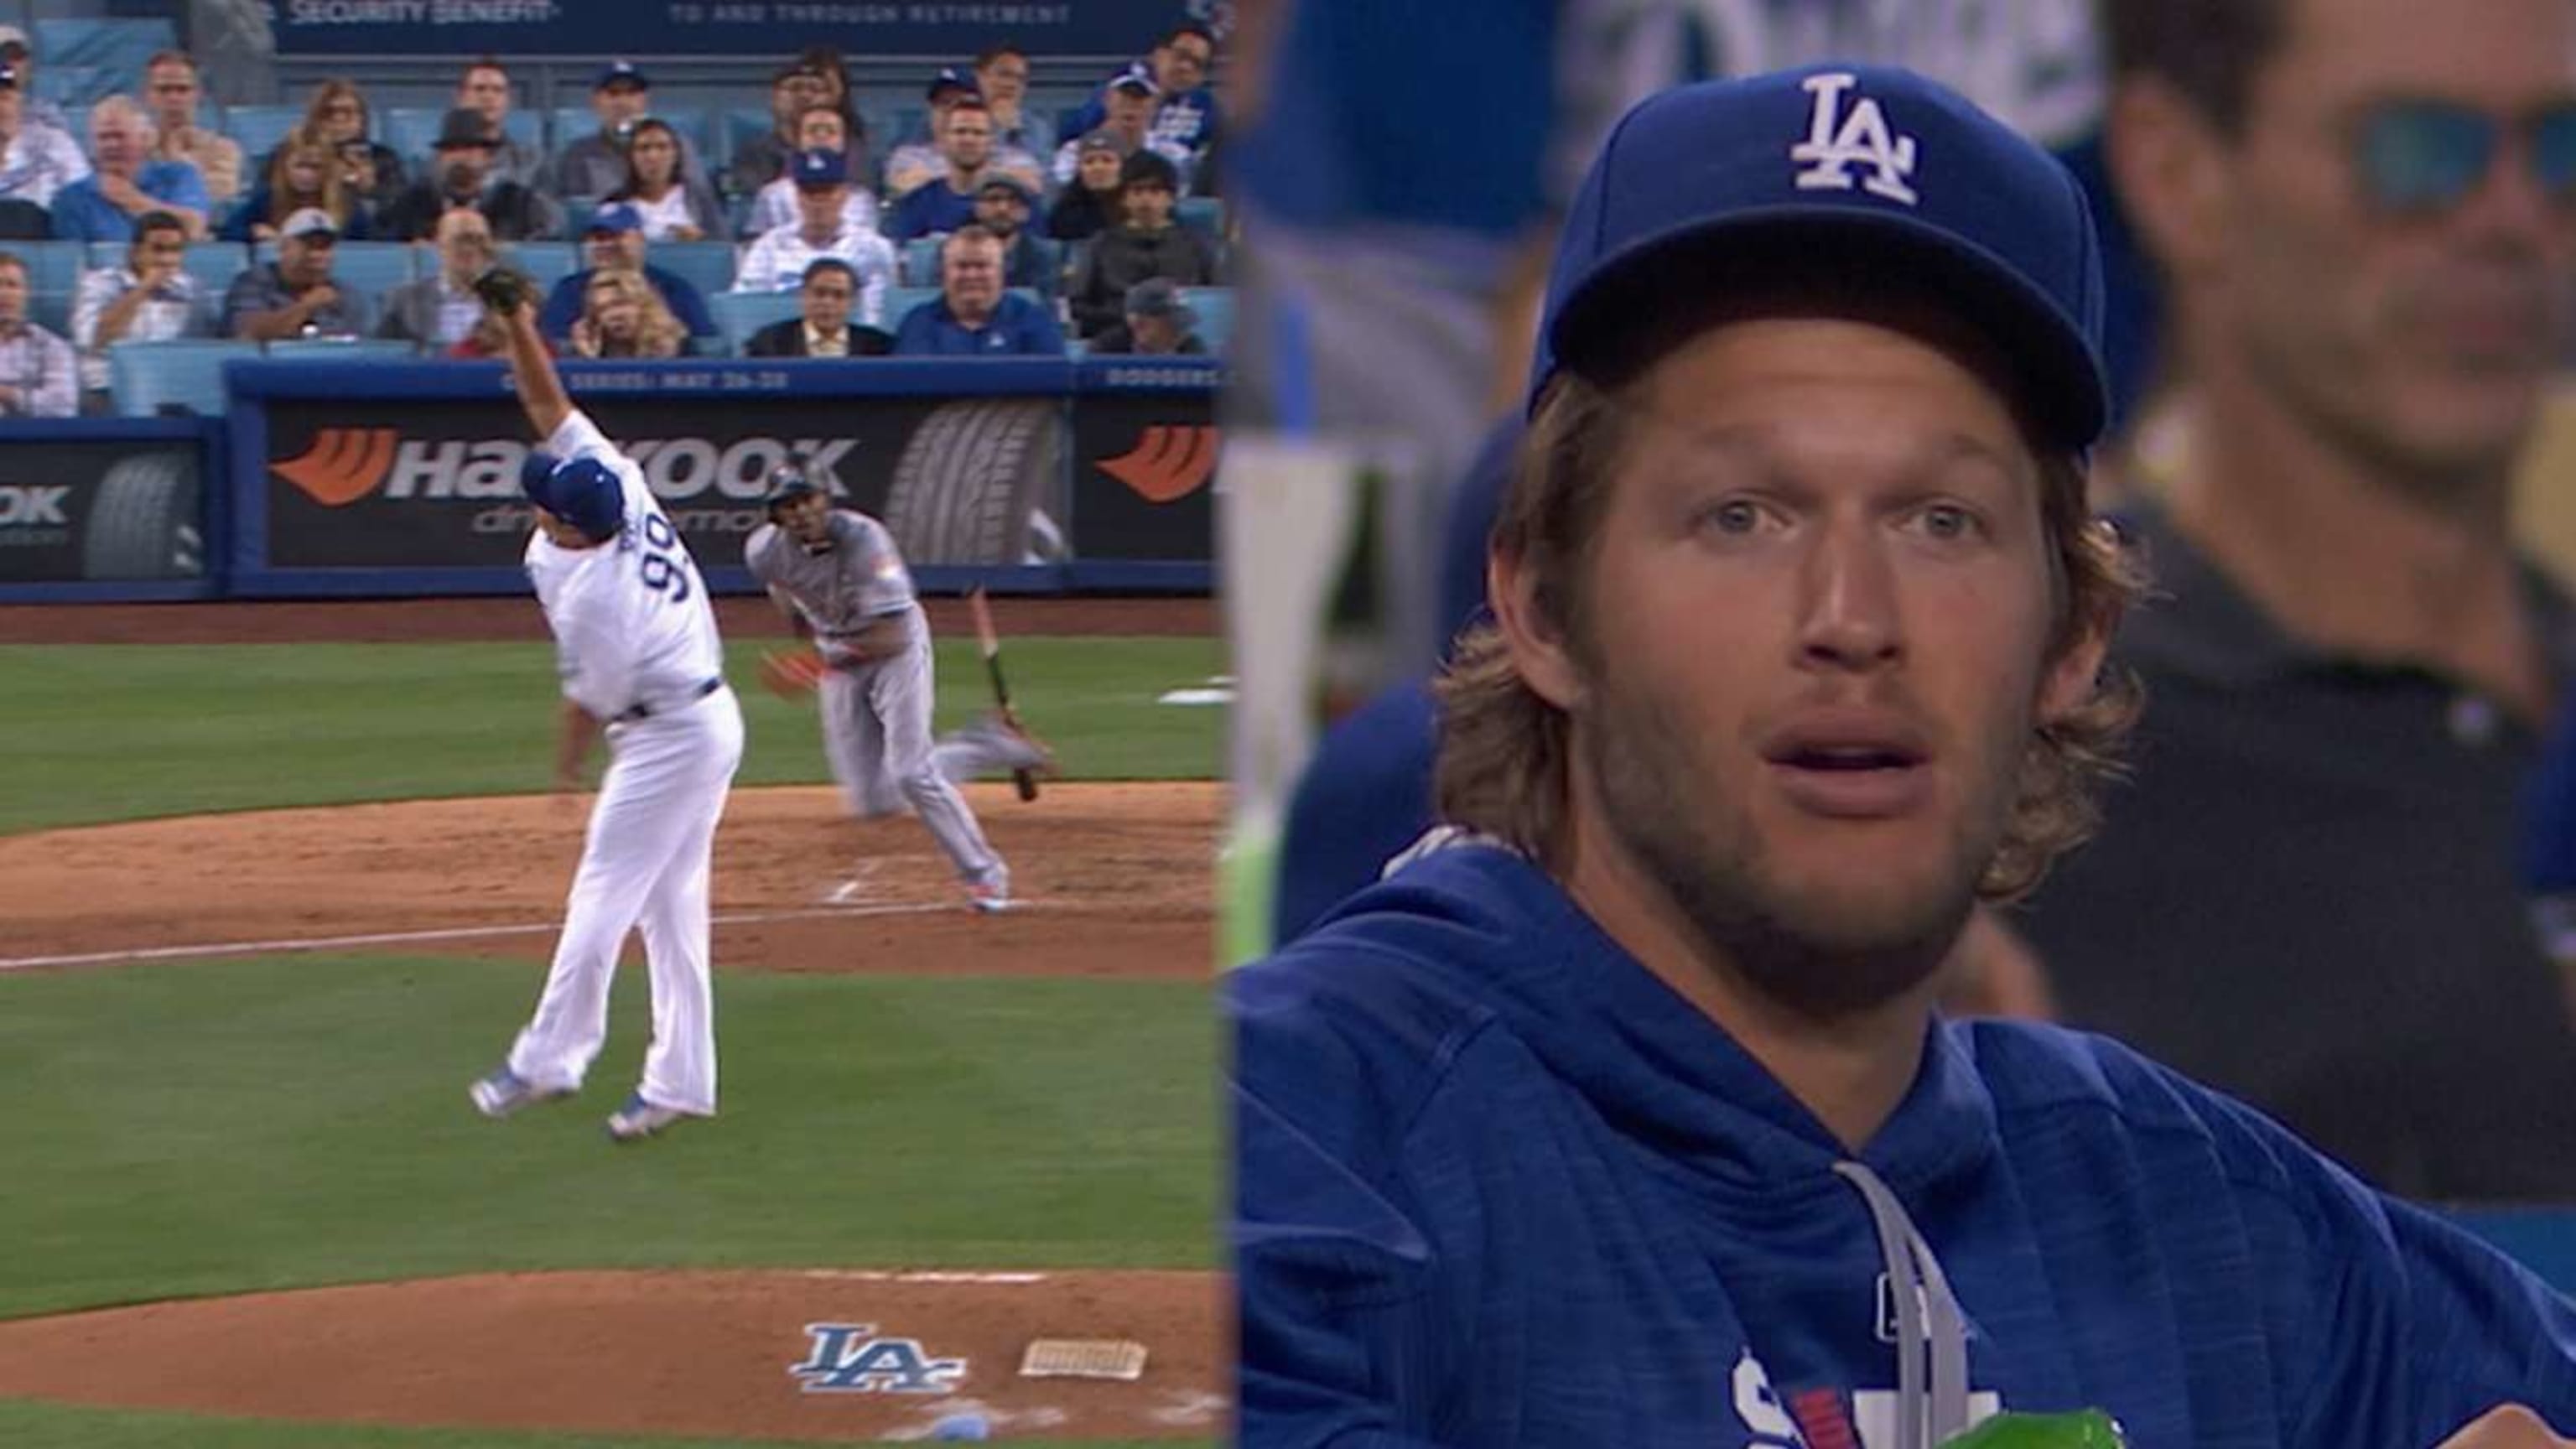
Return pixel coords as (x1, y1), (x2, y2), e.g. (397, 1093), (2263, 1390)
(1229, 65), (2576, 1448)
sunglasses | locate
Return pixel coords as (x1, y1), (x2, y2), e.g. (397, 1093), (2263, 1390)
(2350, 98), (2576, 215)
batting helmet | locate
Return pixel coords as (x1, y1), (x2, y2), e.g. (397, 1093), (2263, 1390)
(763, 462), (822, 517)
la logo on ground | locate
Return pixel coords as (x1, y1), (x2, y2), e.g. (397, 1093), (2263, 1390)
(787, 1322), (968, 1394)
(1790, 71), (1920, 205)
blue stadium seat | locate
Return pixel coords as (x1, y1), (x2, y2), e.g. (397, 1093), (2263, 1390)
(563, 198), (599, 240)
(255, 239), (420, 299)
(17, 239), (86, 335)
(108, 339), (257, 418)
(34, 16), (171, 115)
(721, 106), (774, 162)
(652, 241), (736, 299)
(710, 288), (801, 354)
(901, 236), (941, 287)
(1176, 197), (1223, 241)
(1177, 286), (1232, 354)
(501, 242), (577, 292)
(224, 106), (309, 169)
(183, 242), (255, 299)
(882, 285), (941, 332)
(549, 106), (603, 154)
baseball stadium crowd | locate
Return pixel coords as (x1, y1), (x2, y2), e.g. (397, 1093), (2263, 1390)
(0, 18), (1232, 417)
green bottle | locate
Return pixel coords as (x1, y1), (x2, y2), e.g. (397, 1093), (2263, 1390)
(1941, 1410), (2128, 1447)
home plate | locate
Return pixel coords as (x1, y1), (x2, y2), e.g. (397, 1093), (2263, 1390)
(1020, 1338), (1148, 1379)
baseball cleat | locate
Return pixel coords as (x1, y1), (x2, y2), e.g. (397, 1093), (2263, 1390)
(966, 873), (1015, 914)
(606, 1094), (693, 1142)
(470, 1067), (570, 1119)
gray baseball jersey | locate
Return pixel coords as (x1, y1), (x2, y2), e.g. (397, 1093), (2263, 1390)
(745, 508), (1013, 895)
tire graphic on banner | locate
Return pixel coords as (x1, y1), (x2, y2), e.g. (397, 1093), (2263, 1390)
(884, 399), (1066, 565)
(82, 451), (200, 580)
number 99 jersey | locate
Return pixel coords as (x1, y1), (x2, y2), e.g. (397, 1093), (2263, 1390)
(523, 409), (727, 721)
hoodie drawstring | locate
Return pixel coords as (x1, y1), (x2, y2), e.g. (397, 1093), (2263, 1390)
(1835, 1160), (1970, 1448)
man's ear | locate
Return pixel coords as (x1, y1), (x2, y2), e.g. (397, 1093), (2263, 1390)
(2038, 596), (2113, 728)
(2106, 74), (2235, 284)
(1488, 546), (1587, 713)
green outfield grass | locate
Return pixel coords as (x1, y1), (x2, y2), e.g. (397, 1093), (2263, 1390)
(0, 1401), (1176, 1449)
(0, 957), (1214, 1319)
(0, 636), (1224, 834)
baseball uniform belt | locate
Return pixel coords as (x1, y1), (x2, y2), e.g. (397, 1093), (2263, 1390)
(616, 677), (725, 723)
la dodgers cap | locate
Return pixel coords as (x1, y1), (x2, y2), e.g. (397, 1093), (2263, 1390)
(595, 60), (649, 91)
(792, 147), (848, 187)
(1532, 64), (2108, 451)
(585, 204), (644, 235)
(519, 452), (624, 542)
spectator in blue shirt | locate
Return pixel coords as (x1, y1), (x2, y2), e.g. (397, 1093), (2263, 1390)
(51, 94), (208, 242)
(886, 96), (998, 242)
(537, 204), (716, 349)
(1062, 22), (1222, 160)
(892, 224), (1064, 356)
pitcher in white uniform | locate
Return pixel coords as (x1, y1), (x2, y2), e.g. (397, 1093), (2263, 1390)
(745, 464), (1050, 911)
(467, 282), (745, 1143)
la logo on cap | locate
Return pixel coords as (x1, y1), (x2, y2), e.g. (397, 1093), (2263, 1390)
(1791, 71), (1919, 205)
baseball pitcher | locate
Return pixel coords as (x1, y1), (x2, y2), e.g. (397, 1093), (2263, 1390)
(465, 268), (745, 1144)
(746, 465), (1050, 911)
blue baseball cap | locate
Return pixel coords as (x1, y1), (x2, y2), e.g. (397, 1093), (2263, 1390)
(519, 451), (625, 543)
(585, 204), (644, 236)
(1532, 64), (2108, 451)
(926, 65), (979, 101)
(595, 60), (649, 92)
(1107, 62), (1160, 98)
(792, 148), (848, 188)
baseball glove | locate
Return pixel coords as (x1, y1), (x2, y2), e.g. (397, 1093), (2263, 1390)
(470, 266), (531, 313)
(758, 648), (827, 699)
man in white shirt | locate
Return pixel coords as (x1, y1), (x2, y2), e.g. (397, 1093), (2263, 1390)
(745, 106), (880, 240)
(0, 249), (75, 415)
(0, 60), (86, 210)
(733, 148), (896, 325)
(71, 210), (211, 405)
(465, 273), (745, 1145)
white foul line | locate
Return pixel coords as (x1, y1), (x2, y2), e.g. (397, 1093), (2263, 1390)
(0, 902), (954, 974)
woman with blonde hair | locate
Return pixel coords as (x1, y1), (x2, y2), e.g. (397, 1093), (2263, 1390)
(222, 133), (371, 242)
(279, 79), (406, 214)
(569, 268), (685, 358)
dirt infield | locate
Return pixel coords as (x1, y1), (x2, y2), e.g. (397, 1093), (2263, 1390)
(0, 781), (1227, 1439)
(0, 594), (1216, 645)
(0, 781), (1218, 975)
(0, 1270), (1224, 1441)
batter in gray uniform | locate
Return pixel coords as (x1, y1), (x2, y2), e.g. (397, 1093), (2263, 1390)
(745, 465), (1050, 912)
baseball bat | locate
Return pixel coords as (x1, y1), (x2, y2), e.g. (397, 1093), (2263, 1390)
(969, 587), (1040, 802)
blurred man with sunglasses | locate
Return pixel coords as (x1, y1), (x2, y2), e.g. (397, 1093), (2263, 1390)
(2007, 0), (2576, 1201)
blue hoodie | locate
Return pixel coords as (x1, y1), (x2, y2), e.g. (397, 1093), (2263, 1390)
(1231, 842), (2576, 1447)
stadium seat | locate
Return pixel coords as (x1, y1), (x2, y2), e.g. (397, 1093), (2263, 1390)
(548, 106), (602, 154)
(19, 238), (84, 335)
(254, 239), (420, 299)
(721, 106), (774, 164)
(562, 198), (599, 240)
(1178, 286), (1233, 354)
(652, 241), (736, 299)
(1176, 197), (1223, 241)
(882, 285), (942, 332)
(901, 236), (941, 287)
(182, 242), (255, 299)
(223, 106), (309, 169)
(0, 198), (49, 240)
(710, 288), (801, 354)
(501, 242), (578, 292)
(108, 339), (257, 418)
